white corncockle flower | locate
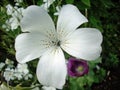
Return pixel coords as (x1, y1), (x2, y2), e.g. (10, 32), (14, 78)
(15, 4), (102, 89)
(3, 68), (15, 81)
(41, 0), (55, 10)
(0, 62), (5, 71)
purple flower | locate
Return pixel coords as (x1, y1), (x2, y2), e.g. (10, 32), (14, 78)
(67, 58), (89, 77)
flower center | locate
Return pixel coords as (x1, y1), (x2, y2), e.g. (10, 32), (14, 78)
(57, 41), (61, 46)
(51, 40), (61, 46)
(76, 66), (84, 72)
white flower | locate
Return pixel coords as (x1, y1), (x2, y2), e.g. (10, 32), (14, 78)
(4, 4), (25, 30)
(16, 63), (29, 74)
(8, 17), (20, 30)
(14, 63), (32, 80)
(3, 68), (15, 81)
(6, 4), (14, 15)
(12, 7), (24, 19)
(14, 70), (23, 80)
(15, 4), (102, 89)
(5, 58), (14, 68)
(0, 83), (10, 90)
(10, 7), (24, 30)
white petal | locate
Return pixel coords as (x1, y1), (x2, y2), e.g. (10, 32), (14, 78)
(42, 86), (56, 90)
(21, 5), (55, 34)
(37, 47), (67, 89)
(15, 33), (50, 63)
(57, 4), (88, 39)
(61, 28), (103, 60)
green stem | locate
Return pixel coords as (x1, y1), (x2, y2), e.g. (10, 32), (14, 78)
(0, 28), (15, 39)
(57, 0), (62, 6)
(85, 8), (88, 18)
(32, 0), (35, 5)
(51, 1), (57, 23)
(84, 8), (88, 27)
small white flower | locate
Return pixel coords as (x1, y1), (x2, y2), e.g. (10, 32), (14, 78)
(12, 7), (24, 19)
(15, 4), (102, 89)
(4, 5), (25, 30)
(3, 68), (15, 81)
(8, 17), (20, 30)
(14, 70), (23, 80)
(6, 4), (14, 15)
(10, 7), (24, 30)
(16, 63), (29, 74)
(14, 63), (32, 80)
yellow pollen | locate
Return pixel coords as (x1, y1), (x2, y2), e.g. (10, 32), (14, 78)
(76, 66), (84, 72)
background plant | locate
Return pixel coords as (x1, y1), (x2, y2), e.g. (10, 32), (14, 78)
(0, 0), (120, 90)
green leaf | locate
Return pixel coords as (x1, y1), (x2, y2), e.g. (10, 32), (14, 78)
(65, 0), (74, 4)
(81, 0), (91, 7)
